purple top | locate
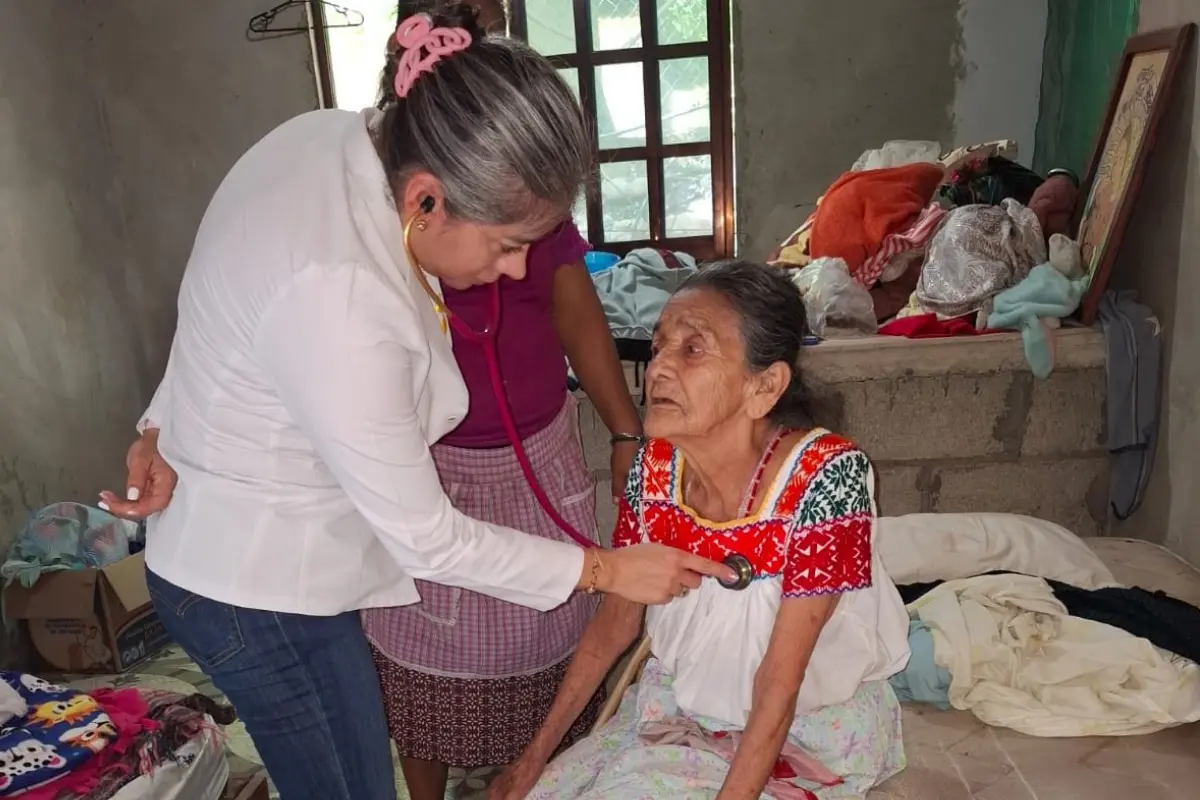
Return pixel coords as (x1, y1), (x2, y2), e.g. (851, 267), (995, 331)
(439, 221), (590, 448)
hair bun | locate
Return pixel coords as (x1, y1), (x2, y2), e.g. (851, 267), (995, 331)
(396, 0), (486, 43)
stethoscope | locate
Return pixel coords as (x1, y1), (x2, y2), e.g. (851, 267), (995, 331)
(403, 215), (597, 551)
(402, 214), (755, 589)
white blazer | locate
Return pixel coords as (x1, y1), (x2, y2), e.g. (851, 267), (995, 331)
(142, 109), (583, 615)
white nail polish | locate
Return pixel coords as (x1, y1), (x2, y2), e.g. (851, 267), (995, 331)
(126, 487), (141, 501)
(98, 502), (111, 512)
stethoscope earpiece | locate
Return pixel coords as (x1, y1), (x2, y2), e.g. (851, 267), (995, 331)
(719, 554), (754, 591)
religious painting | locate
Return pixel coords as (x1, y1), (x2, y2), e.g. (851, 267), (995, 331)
(1075, 25), (1194, 324)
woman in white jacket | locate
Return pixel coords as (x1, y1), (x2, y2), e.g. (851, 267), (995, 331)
(100, 4), (730, 798)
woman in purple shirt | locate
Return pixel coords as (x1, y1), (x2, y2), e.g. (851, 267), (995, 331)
(366, 17), (643, 786)
(362, 217), (642, 799)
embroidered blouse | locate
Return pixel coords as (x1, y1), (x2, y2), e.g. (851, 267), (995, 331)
(612, 428), (911, 727)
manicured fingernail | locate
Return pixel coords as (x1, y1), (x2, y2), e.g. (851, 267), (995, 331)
(126, 487), (141, 501)
(98, 502), (111, 512)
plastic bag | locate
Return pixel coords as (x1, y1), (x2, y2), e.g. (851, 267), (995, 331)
(790, 258), (878, 337)
(851, 140), (942, 172)
(1, 503), (140, 589)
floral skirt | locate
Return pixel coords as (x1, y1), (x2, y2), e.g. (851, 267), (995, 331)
(529, 659), (906, 799)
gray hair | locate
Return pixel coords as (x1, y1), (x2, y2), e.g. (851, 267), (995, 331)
(679, 260), (813, 428)
(378, 1), (590, 225)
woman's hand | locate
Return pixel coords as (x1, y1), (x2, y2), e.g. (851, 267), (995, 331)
(98, 429), (177, 520)
(610, 439), (639, 501)
(487, 753), (547, 800)
(589, 543), (735, 605)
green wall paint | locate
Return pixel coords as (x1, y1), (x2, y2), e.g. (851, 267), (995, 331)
(1034, 0), (1140, 175)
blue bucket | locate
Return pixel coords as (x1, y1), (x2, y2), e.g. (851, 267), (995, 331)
(585, 251), (621, 274)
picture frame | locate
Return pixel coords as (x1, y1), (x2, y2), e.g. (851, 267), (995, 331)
(1074, 23), (1195, 325)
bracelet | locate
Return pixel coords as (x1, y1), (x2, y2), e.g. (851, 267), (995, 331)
(585, 550), (603, 594)
(610, 432), (644, 445)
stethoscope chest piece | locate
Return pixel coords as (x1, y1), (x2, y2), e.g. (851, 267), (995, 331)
(719, 553), (754, 591)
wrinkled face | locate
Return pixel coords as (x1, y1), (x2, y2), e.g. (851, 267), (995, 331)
(644, 288), (759, 441)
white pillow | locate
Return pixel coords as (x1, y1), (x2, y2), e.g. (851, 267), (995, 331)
(877, 513), (1117, 589)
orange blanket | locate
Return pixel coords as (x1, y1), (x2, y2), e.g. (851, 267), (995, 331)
(809, 163), (944, 279)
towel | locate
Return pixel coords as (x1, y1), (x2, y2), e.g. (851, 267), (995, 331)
(986, 264), (1085, 378)
(590, 248), (697, 340)
(1098, 291), (1162, 519)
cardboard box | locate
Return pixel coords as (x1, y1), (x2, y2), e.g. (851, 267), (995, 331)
(4, 551), (171, 673)
(223, 773), (270, 800)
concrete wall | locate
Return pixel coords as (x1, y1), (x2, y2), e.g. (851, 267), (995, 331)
(0, 1), (315, 546)
(1107, 0), (1200, 566)
(733, 0), (1047, 259)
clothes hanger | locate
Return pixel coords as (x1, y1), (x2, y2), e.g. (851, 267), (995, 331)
(247, 1), (364, 37)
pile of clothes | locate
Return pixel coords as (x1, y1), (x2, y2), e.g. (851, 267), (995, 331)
(877, 513), (1200, 738)
(768, 139), (1096, 375)
(0, 671), (234, 798)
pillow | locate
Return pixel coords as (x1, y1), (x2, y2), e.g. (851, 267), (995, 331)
(877, 512), (1117, 589)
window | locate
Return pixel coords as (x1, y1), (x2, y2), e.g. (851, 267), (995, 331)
(318, 0), (734, 258)
(511, 0), (734, 258)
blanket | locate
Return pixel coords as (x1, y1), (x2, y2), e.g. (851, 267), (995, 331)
(910, 573), (1200, 737)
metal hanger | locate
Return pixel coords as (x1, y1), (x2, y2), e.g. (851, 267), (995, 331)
(248, 1), (364, 38)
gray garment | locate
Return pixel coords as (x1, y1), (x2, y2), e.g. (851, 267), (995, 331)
(1098, 291), (1161, 520)
(590, 248), (698, 340)
(917, 199), (1046, 318)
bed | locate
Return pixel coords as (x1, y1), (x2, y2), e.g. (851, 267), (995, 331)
(596, 534), (1200, 799)
(874, 537), (1200, 799)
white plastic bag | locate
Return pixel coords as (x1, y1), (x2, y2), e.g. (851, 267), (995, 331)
(790, 258), (878, 336)
(851, 140), (942, 172)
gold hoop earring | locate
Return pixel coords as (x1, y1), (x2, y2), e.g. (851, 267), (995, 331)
(402, 215), (449, 335)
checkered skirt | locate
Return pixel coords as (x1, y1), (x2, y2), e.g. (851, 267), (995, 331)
(362, 397), (603, 763)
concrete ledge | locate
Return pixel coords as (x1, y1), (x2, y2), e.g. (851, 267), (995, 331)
(800, 326), (1106, 382)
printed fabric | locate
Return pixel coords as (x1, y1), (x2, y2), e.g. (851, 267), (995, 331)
(0, 673), (122, 796)
(530, 659), (906, 800)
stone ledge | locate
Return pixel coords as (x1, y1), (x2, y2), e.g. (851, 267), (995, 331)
(800, 326), (1106, 383)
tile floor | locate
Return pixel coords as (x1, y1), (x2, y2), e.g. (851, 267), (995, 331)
(63, 538), (1200, 798)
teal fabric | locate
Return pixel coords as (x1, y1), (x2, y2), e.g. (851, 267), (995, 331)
(987, 264), (1086, 378)
(889, 619), (951, 709)
(590, 248), (698, 340)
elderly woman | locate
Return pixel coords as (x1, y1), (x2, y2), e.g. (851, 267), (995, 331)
(489, 261), (912, 800)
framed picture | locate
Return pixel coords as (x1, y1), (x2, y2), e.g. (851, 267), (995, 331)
(1074, 23), (1195, 324)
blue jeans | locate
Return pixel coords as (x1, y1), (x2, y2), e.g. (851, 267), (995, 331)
(146, 570), (395, 799)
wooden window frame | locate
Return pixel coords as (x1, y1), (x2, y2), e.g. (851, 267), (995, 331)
(509, 0), (734, 259)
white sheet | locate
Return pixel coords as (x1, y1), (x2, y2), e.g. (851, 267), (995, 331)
(911, 573), (1200, 737)
(878, 512), (1117, 589)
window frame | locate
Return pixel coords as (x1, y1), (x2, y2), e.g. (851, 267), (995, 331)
(509, 0), (735, 259)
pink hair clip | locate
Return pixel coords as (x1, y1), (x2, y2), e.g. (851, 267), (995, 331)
(393, 13), (472, 100)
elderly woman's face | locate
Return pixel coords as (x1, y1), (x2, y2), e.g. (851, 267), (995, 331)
(643, 288), (755, 440)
